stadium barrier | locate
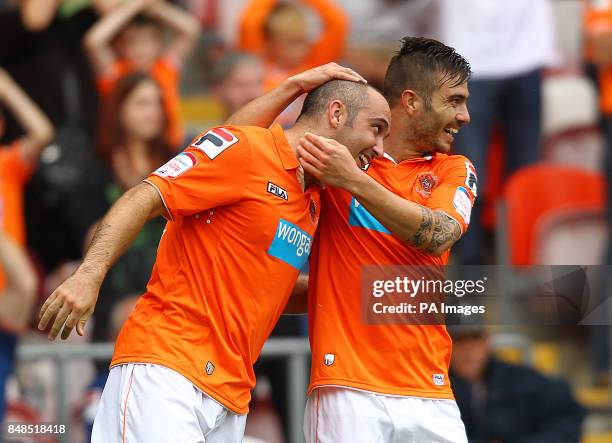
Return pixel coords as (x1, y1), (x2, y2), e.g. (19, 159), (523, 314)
(16, 338), (311, 443)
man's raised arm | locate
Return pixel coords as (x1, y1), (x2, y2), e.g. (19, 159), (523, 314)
(298, 134), (471, 256)
(38, 182), (166, 341)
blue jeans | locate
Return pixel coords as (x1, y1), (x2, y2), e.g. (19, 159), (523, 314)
(0, 330), (17, 423)
(452, 69), (543, 264)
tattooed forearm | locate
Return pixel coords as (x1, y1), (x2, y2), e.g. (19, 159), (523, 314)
(410, 207), (462, 254)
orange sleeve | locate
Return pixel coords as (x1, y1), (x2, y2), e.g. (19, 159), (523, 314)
(145, 126), (251, 220)
(95, 60), (132, 94)
(237, 0), (278, 53)
(0, 142), (34, 186)
(427, 156), (477, 234)
(303, 0), (348, 67)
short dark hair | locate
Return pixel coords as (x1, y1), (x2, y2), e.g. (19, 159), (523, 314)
(297, 80), (369, 126)
(128, 13), (162, 31)
(384, 37), (471, 108)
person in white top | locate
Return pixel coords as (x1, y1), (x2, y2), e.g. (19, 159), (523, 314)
(435, 0), (558, 265)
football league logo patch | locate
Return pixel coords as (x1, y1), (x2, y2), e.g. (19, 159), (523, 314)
(153, 152), (197, 179)
(415, 172), (438, 198)
(465, 161), (478, 196)
(191, 128), (239, 160)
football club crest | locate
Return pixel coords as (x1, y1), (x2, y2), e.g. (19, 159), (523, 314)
(415, 172), (438, 198)
(310, 197), (318, 225)
(324, 353), (335, 366)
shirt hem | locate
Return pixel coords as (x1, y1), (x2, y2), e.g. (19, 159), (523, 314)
(308, 378), (455, 400)
(110, 355), (249, 415)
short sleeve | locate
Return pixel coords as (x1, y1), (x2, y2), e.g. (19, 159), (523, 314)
(144, 126), (251, 220)
(426, 156), (477, 233)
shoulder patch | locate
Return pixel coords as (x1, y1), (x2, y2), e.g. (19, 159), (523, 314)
(464, 161), (478, 196)
(453, 186), (472, 224)
(153, 152), (197, 179)
(191, 128), (239, 160)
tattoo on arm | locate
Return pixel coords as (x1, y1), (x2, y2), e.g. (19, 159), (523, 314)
(411, 207), (461, 254)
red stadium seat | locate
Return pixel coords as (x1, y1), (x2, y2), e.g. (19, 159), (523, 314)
(497, 164), (606, 265)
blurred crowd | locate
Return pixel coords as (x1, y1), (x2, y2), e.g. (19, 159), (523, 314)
(0, 0), (611, 442)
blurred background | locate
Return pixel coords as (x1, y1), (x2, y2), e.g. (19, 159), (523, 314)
(0, 0), (611, 442)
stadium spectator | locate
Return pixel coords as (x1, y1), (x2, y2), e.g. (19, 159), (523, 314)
(38, 65), (381, 442)
(229, 38), (475, 442)
(88, 72), (172, 344)
(238, 0), (348, 127)
(0, 67), (53, 423)
(449, 326), (585, 443)
(436, 0), (557, 265)
(582, 0), (612, 387)
(17, 0), (120, 32)
(210, 52), (265, 121)
(0, 232), (38, 424)
(84, 0), (200, 148)
(238, 0), (348, 91)
(336, 0), (438, 89)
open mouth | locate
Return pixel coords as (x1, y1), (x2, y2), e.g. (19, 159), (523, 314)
(359, 153), (371, 168)
(444, 127), (458, 137)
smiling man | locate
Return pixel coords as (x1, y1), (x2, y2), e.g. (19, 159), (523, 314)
(37, 64), (390, 443)
(229, 37), (476, 442)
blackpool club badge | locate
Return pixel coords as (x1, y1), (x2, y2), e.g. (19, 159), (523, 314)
(309, 197), (318, 225)
(415, 172), (438, 198)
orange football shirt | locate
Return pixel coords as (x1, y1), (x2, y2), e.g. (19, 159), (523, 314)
(96, 57), (184, 148)
(111, 124), (320, 414)
(0, 142), (34, 289)
(308, 152), (477, 399)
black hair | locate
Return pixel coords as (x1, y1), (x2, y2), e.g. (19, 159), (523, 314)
(384, 36), (471, 108)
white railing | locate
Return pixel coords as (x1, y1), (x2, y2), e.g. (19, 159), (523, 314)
(16, 338), (311, 443)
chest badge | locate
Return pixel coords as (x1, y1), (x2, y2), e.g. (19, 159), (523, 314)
(415, 172), (438, 198)
(267, 182), (288, 200)
(309, 197), (318, 225)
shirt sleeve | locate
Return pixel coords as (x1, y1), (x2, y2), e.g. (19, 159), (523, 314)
(144, 126), (252, 220)
(0, 141), (34, 186)
(426, 156), (477, 234)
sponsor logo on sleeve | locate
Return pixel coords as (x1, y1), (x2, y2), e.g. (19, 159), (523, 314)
(267, 219), (313, 270)
(153, 152), (197, 179)
(433, 374), (445, 386)
(191, 128), (239, 160)
(453, 186), (472, 224)
(465, 161), (478, 196)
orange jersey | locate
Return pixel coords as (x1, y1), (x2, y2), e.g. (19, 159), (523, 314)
(0, 142), (34, 290)
(238, 0), (348, 91)
(308, 153), (477, 399)
(584, 0), (612, 113)
(111, 124), (320, 414)
(96, 58), (184, 147)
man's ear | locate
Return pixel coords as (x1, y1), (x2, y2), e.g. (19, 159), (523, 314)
(327, 100), (346, 129)
(401, 89), (420, 116)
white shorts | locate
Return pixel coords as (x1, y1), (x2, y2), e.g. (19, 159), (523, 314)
(92, 363), (246, 443)
(304, 387), (468, 443)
